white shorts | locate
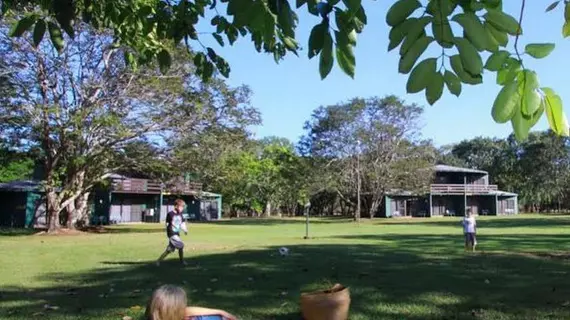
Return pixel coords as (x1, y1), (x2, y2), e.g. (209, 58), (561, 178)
(167, 235), (184, 251)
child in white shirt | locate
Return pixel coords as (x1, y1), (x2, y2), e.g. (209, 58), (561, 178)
(462, 209), (477, 252)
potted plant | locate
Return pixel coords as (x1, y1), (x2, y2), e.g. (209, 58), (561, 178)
(300, 282), (350, 320)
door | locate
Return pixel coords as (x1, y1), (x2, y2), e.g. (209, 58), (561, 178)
(130, 204), (143, 222)
(121, 199), (131, 223)
(110, 205), (122, 223)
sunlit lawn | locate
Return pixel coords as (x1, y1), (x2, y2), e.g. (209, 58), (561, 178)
(2, 214), (570, 319)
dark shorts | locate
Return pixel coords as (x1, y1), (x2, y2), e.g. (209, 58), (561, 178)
(166, 235), (184, 252)
(464, 232), (476, 245)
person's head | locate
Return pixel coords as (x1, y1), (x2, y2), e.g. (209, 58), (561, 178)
(145, 284), (187, 320)
(466, 208), (472, 217)
(174, 199), (186, 214)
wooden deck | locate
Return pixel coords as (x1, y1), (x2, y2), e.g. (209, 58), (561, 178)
(111, 178), (203, 194)
(430, 184), (498, 195)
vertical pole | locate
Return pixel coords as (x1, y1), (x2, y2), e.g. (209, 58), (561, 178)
(429, 194), (432, 217)
(495, 194), (499, 216)
(356, 140), (361, 222)
(159, 191), (164, 222)
(464, 175), (467, 216)
(304, 201), (311, 239)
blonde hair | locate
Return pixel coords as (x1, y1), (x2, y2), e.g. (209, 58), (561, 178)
(174, 199), (186, 207)
(145, 285), (187, 320)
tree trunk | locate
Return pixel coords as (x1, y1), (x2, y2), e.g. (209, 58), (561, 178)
(370, 197), (383, 219)
(46, 190), (61, 232)
(66, 198), (76, 229)
(265, 202), (271, 217)
(75, 192), (90, 228)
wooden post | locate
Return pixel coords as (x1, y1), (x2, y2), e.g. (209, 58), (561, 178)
(463, 175), (467, 216)
(495, 194), (499, 216)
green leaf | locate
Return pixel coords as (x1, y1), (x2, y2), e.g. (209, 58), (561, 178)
(451, 13), (489, 51)
(213, 33), (225, 46)
(449, 54), (482, 85)
(484, 9), (522, 36)
(319, 30), (334, 79)
(157, 49), (172, 74)
(48, 22), (64, 52)
(124, 51), (136, 67)
(492, 80), (519, 123)
(426, 71), (444, 105)
(398, 36), (433, 74)
(388, 18), (415, 51)
(443, 70), (462, 96)
(399, 16), (432, 56)
(334, 32), (355, 78)
(542, 87), (570, 136)
(277, 0), (296, 37)
(308, 22), (327, 58)
(33, 20), (46, 47)
(342, 0), (361, 17)
(524, 43), (555, 59)
(426, 0), (457, 16)
(406, 57), (437, 93)
(432, 15), (454, 48)
(566, 2), (570, 20)
(511, 104), (531, 142)
(386, 0), (421, 27)
(545, 1), (560, 12)
(563, 21), (570, 38)
(296, 0), (307, 8)
(496, 58), (521, 85)
(454, 37), (483, 75)
(482, 0), (502, 10)
(484, 21), (508, 47)
(520, 70), (541, 116)
(484, 50), (509, 71)
(9, 15), (37, 37)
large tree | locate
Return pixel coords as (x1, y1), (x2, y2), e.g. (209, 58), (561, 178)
(301, 95), (436, 219)
(0, 20), (257, 231)
(3, 0), (569, 140)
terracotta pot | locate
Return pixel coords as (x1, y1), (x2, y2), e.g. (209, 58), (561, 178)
(300, 283), (350, 320)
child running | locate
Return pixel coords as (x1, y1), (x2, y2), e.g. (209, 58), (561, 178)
(156, 199), (189, 266)
(145, 284), (237, 320)
(462, 209), (477, 252)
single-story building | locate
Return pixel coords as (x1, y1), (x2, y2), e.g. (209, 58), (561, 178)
(0, 176), (222, 228)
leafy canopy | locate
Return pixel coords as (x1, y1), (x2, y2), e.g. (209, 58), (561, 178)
(3, 0), (570, 140)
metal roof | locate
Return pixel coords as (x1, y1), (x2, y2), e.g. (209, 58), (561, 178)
(434, 164), (488, 174)
(0, 180), (43, 192)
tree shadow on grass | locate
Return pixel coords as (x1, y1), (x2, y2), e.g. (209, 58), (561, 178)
(2, 239), (570, 320)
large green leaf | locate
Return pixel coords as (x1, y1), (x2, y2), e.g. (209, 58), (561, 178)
(484, 21), (508, 47)
(432, 15), (454, 48)
(319, 30), (334, 79)
(451, 13), (489, 51)
(484, 50), (509, 71)
(492, 80), (519, 123)
(406, 57), (437, 93)
(524, 43), (555, 59)
(443, 70), (462, 96)
(399, 16), (431, 56)
(388, 18), (416, 51)
(386, 0), (421, 27)
(520, 70), (541, 117)
(33, 20), (47, 47)
(9, 15), (37, 37)
(398, 36), (433, 74)
(449, 54), (482, 85)
(308, 22), (327, 58)
(564, 21), (570, 38)
(157, 49), (172, 74)
(426, 0), (457, 16)
(426, 71), (444, 105)
(542, 87), (570, 136)
(484, 9), (522, 35)
(334, 31), (355, 78)
(48, 22), (64, 52)
(511, 105), (531, 141)
(496, 58), (521, 85)
(454, 37), (483, 75)
(545, 1), (560, 12)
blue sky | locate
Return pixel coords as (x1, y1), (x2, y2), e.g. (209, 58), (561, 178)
(200, 1), (570, 146)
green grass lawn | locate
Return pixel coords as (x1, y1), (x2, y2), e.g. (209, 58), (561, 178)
(2, 215), (570, 320)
